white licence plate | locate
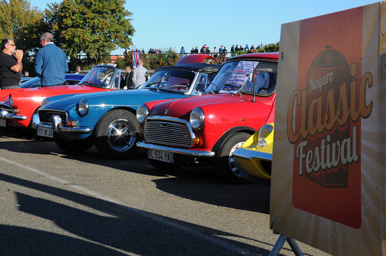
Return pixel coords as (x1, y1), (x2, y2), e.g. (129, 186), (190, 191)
(148, 149), (173, 163)
(37, 127), (53, 138)
(0, 119), (6, 127)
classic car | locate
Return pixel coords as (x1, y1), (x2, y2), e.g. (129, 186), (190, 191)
(36, 63), (221, 158)
(0, 65), (122, 132)
(232, 123), (274, 182)
(136, 53), (278, 183)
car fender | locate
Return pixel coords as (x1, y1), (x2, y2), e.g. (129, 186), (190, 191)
(211, 126), (256, 153)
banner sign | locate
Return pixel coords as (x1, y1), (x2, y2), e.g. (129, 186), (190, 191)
(133, 51), (140, 69)
(270, 2), (385, 255)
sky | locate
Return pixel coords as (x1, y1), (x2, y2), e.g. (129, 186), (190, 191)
(28, 0), (377, 55)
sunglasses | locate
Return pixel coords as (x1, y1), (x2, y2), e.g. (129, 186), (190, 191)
(8, 43), (15, 46)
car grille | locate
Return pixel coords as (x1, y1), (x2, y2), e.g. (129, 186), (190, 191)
(39, 109), (67, 123)
(144, 117), (193, 148)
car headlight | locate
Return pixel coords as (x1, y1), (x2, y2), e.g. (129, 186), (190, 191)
(257, 124), (273, 148)
(136, 104), (149, 124)
(41, 98), (49, 107)
(77, 99), (89, 117)
(190, 107), (205, 130)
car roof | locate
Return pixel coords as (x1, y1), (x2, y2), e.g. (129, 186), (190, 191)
(176, 54), (217, 65)
(155, 63), (221, 74)
(228, 52), (279, 62)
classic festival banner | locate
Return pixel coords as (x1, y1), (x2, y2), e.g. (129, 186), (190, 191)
(270, 2), (385, 255)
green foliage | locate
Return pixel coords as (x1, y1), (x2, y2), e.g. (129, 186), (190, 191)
(0, 0), (43, 51)
(258, 42), (279, 52)
(0, 0), (44, 74)
(44, 0), (135, 66)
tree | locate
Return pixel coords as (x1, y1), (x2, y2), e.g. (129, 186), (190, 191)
(0, 0), (43, 51)
(44, 0), (135, 66)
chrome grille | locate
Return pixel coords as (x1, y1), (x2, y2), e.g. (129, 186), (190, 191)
(144, 117), (193, 148)
(39, 109), (67, 123)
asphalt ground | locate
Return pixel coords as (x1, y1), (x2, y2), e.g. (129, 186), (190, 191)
(0, 131), (330, 256)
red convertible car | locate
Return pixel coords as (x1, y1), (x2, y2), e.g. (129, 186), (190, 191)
(137, 53), (278, 183)
(0, 65), (122, 131)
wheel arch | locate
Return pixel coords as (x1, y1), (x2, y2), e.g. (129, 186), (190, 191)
(211, 126), (255, 153)
(96, 106), (137, 125)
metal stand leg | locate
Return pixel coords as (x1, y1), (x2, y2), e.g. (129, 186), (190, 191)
(269, 234), (304, 256)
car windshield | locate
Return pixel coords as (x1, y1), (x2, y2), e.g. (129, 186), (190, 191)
(78, 66), (116, 88)
(205, 60), (277, 95)
(140, 70), (195, 92)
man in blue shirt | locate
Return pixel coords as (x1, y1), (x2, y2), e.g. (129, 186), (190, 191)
(34, 32), (68, 86)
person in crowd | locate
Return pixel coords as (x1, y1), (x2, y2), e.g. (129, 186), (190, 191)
(235, 45), (239, 52)
(75, 66), (81, 74)
(194, 46), (199, 54)
(231, 45), (235, 56)
(180, 46), (185, 56)
(206, 46), (210, 54)
(0, 38), (23, 89)
(124, 66), (134, 89)
(250, 44), (255, 50)
(222, 46), (227, 62)
(200, 44), (207, 53)
(213, 46), (218, 58)
(244, 44), (249, 51)
(191, 47), (195, 54)
(35, 32), (68, 86)
(132, 59), (148, 88)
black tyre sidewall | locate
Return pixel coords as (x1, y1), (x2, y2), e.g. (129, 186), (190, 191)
(215, 132), (251, 184)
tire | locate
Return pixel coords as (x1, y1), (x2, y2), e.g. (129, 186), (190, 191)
(214, 132), (251, 184)
(94, 109), (139, 159)
(149, 158), (181, 172)
(54, 136), (94, 153)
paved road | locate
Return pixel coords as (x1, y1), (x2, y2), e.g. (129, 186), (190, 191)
(0, 132), (329, 256)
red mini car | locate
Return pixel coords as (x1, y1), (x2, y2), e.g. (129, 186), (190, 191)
(0, 65), (122, 131)
(137, 53), (278, 183)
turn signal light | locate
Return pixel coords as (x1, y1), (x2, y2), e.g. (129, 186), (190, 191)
(67, 121), (78, 127)
(193, 136), (200, 145)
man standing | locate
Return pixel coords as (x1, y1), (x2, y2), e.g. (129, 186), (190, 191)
(124, 66), (134, 89)
(35, 32), (68, 86)
(132, 59), (148, 88)
(0, 38), (23, 89)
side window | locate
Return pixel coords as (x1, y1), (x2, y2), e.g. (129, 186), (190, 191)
(194, 75), (207, 93)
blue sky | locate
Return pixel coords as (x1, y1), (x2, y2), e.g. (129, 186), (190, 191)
(29, 0), (376, 55)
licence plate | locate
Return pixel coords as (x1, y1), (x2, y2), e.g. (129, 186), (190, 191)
(148, 149), (173, 163)
(37, 127), (53, 138)
(0, 119), (6, 127)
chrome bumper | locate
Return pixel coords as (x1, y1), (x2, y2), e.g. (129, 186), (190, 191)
(136, 142), (215, 157)
(38, 114), (92, 133)
(232, 148), (272, 161)
(0, 108), (27, 120)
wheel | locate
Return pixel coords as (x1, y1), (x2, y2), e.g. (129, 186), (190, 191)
(54, 136), (94, 152)
(94, 109), (139, 159)
(149, 159), (181, 172)
(214, 132), (251, 183)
